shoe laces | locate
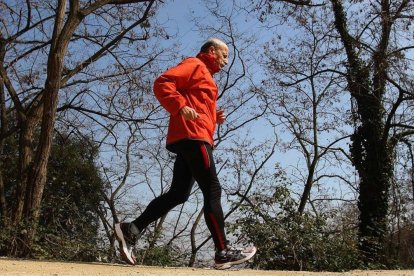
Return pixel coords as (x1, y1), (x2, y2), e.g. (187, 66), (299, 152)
(226, 243), (243, 252)
(217, 244), (242, 258)
(226, 248), (242, 257)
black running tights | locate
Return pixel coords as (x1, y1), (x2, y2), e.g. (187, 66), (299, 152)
(132, 140), (227, 251)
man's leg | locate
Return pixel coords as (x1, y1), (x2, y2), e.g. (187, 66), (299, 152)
(131, 154), (195, 231)
(175, 140), (256, 269)
(174, 141), (227, 251)
(115, 154), (194, 265)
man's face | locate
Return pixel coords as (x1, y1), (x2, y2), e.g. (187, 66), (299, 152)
(211, 44), (229, 70)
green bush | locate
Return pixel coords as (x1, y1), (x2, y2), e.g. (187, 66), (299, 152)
(229, 185), (360, 271)
(0, 134), (105, 261)
(135, 245), (178, 267)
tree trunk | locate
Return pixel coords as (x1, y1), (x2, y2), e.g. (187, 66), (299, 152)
(14, 119), (35, 223)
(189, 209), (204, 267)
(19, 0), (76, 256)
(351, 95), (392, 263)
(298, 162), (316, 215)
(298, 77), (319, 215)
(21, 87), (60, 256)
(0, 39), (7, 223)
(331, 0), (393, 264)
(0, 67), (6, 222)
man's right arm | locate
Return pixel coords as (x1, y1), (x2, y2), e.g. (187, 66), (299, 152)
(153, 61), (198, 118)
(179, 106), (199, 120)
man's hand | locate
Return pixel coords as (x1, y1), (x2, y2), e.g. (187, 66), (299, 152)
(179, 106), (199, 120)
(216, 109), (226, 124)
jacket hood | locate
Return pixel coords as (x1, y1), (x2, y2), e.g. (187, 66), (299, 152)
(196, 52), (220, 74)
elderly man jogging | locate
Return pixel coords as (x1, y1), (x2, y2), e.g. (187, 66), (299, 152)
(115, 38), (256, 269)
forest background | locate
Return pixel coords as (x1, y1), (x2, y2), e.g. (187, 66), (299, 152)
(0, 0), (413, 272)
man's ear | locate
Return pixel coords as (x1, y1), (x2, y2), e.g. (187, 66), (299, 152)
(208, 46), (216, 55)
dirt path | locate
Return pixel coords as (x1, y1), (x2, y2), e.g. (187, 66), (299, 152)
(1, 258), (413, 275)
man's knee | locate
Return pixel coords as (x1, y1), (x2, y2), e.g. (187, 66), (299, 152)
(173, 193), (190, 205)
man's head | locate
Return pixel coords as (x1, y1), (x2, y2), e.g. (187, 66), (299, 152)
(200, 38), (229, 71)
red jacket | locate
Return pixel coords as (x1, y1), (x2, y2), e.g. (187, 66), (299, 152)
(154, 53), (219, 148)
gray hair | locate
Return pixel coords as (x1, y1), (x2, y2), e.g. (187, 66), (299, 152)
(200, 38), (227, 53)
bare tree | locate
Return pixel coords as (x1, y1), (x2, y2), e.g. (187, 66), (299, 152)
(249, 0), (414, 265)
(258, 5), (356, 215)
(0, 0), (161, 256)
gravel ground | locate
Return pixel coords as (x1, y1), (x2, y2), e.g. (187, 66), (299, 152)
(1, 258), (414, 276)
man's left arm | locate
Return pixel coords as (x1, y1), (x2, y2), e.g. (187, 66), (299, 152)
(216, 109), (226, 124)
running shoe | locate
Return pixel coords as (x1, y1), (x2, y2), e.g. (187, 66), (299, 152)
(214, 245), (257, 269)
(114, 222), (138, 265)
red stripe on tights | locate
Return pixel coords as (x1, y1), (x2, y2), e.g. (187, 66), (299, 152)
(199, 144), (210, 169)
(208, 212), (226, 251)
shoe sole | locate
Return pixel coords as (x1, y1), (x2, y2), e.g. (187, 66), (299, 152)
(114, 223), (136, 265)
(215, 246), (257, 270)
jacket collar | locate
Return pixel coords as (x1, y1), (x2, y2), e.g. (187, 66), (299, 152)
(196, 52), (220, 75)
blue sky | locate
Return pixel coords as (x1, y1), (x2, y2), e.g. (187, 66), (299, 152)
(156, 0), (207, 55)
(155, 0), (270, 57)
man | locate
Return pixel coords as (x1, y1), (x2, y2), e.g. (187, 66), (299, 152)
(114, 38), (256, 269)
